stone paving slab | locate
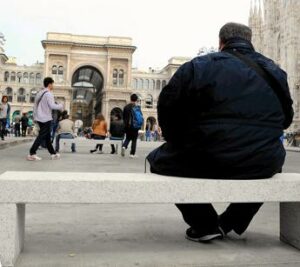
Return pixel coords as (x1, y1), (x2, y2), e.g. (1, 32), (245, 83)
(0, 137), (33, 150)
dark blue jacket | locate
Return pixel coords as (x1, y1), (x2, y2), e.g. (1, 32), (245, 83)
(147, 40), (294, 179)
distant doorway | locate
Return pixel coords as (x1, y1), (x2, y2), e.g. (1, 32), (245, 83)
(71, 66), (104, 127)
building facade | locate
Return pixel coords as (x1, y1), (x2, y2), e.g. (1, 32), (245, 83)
(0, 32), (190, 129)
(249, 0), (300, 131)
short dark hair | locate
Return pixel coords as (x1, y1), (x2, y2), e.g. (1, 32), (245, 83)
(219, 22), (252, 44)
(43, 77), (54, 88)
(130, 94), (138, 102)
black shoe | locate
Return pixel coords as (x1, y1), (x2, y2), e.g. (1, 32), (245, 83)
(218, 215), (232, 236)
(185, 227), (224, 243)
(90, 149), (97, 153)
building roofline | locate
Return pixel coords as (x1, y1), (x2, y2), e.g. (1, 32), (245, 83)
(41, 40), (136, 51)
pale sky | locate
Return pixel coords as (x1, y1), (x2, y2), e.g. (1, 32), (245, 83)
(0, 0), (251, 70)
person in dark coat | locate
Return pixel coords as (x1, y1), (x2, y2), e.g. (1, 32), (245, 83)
(109, 113), (125, 154)
(147, 22), (294, 242)
(20, 113), (29, 137)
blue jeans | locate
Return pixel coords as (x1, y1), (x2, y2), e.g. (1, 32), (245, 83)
(55, 133), (76, 152)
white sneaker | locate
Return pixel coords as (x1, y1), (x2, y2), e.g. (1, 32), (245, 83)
(27, 154), (42, 161)
(51, 153), (61, 160)
(121, 147), (126, 157)
(129, 154), (138, 158)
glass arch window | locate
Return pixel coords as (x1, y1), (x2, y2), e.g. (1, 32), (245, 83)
(4, 71), (9, 82)
(119, 69), (124, 86)
(23, 73), (29, 84)
(36, 73), (41, 84)
(5, 87), (13, 102)
(11, 72), (16, 82)
(138, 79), (144, 89)
(30, 89), (37, 103)
(149, 79), (155, 90)
(17, 72), (22, 83)
(145, 79), (149, 90)
(156, 80), (161, 90)
(29, 73), (35, 84)
(58, 66), (64, 75)
(133, 79), (138, 89)
(112, 69), (118, 86)
(52, 65), (58, 75)
(145, 94), (153, 108)
(17, 88), (26, 103)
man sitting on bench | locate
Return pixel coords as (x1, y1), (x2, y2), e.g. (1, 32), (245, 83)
(147, 22), (294, 242)
(55, 111), (76, 153)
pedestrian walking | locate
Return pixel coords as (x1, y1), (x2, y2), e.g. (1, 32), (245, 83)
(21, 113), (29, 137)
(122, 94), (144, 158)
(27, 77), (63, 161)
(0, 96), (10, 141)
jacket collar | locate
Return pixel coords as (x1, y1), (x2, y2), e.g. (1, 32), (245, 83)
(221, 38), (255, 53)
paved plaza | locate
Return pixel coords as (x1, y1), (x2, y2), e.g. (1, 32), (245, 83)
(0, 141), (300, 267)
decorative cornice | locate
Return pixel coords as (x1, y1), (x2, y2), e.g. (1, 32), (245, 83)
(42, 40), (136, 52)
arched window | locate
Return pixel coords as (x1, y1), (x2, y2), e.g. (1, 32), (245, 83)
(138, 79), (143, 89)
(112, 69), (118, 86)
(4, 71), (9, 82)
(52, 65), (58, 75)
(30, 88), (37, 103)
(132, 79), (138, 89)
(145, 79), (149, 90)
(119, 69), (124, 86)
(23, 73), (29, 84)
(162, 80), (167, 88)
(17, 88), (26, 103)
(58, 66), (63, 75)
(156, 80), (161, 90)
(136, 93), (142, 107)
(5, 87), (13, 102)
(145, 94), (153, 109)
(11, 72), (16, 82)
(149, 79), (155, 90)
(36, 73), (41, 84)
(17, 72), (22, 83)
(29, 73), (35, 84)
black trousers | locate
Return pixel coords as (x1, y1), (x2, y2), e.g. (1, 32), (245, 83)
(0, 118), (6, 139)
(21, 125), (27, 137)
(92, 134), (106, 151)
(123, 129), (139, 155)
(15, 123), (21, 137)
(176, 202), (263, 235)
(30, 121), (56, 155)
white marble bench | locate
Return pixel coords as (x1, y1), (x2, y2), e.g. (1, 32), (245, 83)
(59, 137), (123, 153)
(0, 171), (300, 266)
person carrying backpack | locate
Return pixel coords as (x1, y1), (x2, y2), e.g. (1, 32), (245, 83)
(122, 94), (144, 158)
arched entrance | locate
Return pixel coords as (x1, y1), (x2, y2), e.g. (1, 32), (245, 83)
(110, 107), (123, 121)
(146, 117), (157, 131)
(12, 110), (21, 122)
(71, 66), (104, 127)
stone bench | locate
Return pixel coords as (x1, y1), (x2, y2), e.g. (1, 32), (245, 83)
(0, 171), (300, 266)
(59, 137), (123, 153)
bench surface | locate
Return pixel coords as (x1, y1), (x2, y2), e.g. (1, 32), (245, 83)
(0, 172), (300, 204)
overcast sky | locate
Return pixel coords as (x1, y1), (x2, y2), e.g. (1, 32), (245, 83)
(0, 0), (251, 70)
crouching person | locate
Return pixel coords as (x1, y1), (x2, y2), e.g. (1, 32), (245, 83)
(55, 111), (76, 153)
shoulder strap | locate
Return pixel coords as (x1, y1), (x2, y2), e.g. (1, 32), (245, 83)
(226, 50), (288, 120)
(36, 91), (48, 108)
